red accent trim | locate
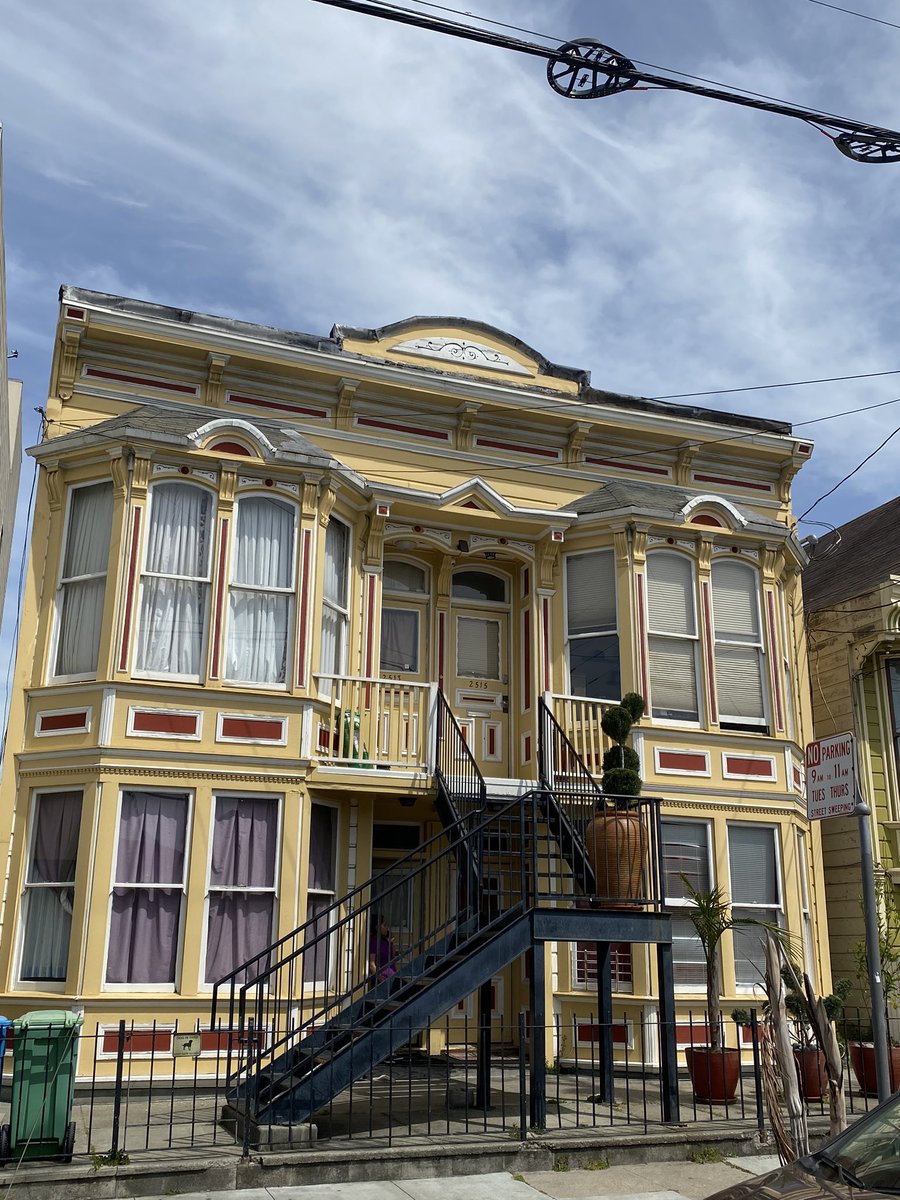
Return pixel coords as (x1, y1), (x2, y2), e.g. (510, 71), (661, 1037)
(438, 612), (446, 691)
(636, 575), (649, 701)
(725, 755), (775, 778)
(118, 507), (142, 671)
(210, 440), (252, 456)
(39, 711), (88, 733)
(694, 472), (772, 493)
(210, 518), (229, 679)
(657, 749), (707, 773)
(523, 734), (532, 762)
(701, 580), (717, 724)
(793, 766), (802, 788)
(766, 591), (784, 732)
(102, 1029), (172, 1055)
(522, 567), (530, 596)
(227, 392), (328, 418)
(220, 716), (284, 741)
(461, 500), (482, 509)
(488, 726), (496, 756)
(523, 610), (532, 710)
(64, 307), (85, 320)
(297, 531), (311, 683)
(475, 437), (558, 459)
(676, 1024), (710, 1045)
(84, 366), (197, 395)
(199, 1030), (242, 1053)
(577, 1023), (629, 1045)
(365, 574), (376, 678)
(357, 417), (448, 440)
(585, 456), (668, 476)
(798, 444), (812, 454)
(541, 598), (550, 691)
(132, 710), (198, 736)
(690, 514), (723, 527)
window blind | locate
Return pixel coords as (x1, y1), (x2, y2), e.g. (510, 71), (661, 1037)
(647, 553), (695, 635)
(712, 561), (759, 642)
(648, 637), (699, 719)
(457, 616), (500, 679)
(716, 646), (765, 720)
(729, 825), (778, 905)
(566, 551), (616, 635)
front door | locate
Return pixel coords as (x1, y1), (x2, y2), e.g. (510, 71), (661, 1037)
(450, 569), (510, 778)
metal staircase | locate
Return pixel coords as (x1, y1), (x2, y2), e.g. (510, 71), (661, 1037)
(211, 691), (676, 1144)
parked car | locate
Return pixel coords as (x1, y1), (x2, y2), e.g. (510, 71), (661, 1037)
(708, 1095), (900, 1200)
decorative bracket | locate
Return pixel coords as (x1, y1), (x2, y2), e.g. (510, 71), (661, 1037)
(336, 379), (359, 431)
(205, 353), (229, 407)
(57, 327), (83, 400)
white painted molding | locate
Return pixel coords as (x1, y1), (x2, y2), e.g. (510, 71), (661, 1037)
(389, 336), (533, 376)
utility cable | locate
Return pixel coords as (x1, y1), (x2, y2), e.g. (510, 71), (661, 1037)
(797, 422), (900, 521)
(801, 0), (900, 32)
(654, 368), (900, 401)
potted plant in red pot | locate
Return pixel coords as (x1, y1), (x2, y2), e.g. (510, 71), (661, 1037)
(783, 971), (851, 1102)
(850, 871), (900, 1096)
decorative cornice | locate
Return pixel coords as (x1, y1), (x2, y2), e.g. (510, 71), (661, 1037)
(390, 336), (533, 376)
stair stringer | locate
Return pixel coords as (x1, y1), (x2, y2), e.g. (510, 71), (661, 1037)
(257, 907), (533, 1126)
(536, 785), (597, 895)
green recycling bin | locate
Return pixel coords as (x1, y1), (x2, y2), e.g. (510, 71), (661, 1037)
(0, 1009), (82, 1164)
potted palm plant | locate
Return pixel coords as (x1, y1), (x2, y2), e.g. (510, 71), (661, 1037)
(680, 879), (748, 1103)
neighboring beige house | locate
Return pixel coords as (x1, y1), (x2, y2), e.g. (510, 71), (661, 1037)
(0, 125), (23, 625)
(803, 496), (900, 992)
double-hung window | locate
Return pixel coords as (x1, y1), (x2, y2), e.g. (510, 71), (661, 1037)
(573, 942), (633, 993)
(887, 660), (900, 778)
(661, 820), (712, 989)
(106, 790), (189, 986)
(205, 796), (279, 983)
(380, 559), (428, 675)
(225, 496), (296, 685)
(565, 550), (621, 700)
(55, 482), (114, 678)
(304, 804), (337, 986)
(320, 519), (350, 677)
(136, 482), (213, 678)
(20, 791), (83, 983)
(711, 561), (767, 731)
(729, 824), (782, 989)
(646, 553), (700, 722)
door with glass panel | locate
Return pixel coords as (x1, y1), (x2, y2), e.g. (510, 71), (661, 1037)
(450, 569), (510, 778)
(378, 559), (430, 763)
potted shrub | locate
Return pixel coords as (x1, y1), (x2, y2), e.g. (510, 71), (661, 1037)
(680, 880), (753, 1104)
(783, 970), (851, 1102)
(850, 872), (900, 1096)
(586, 693), (646, 904)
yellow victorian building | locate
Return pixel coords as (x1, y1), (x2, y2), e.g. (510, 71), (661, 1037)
(0, 287), (827, 1129)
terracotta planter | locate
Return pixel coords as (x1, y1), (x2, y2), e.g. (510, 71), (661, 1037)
(685, 1046), (741, 1104)
(793, 1046), (827, 1101)
(585, 805), (647, 905)
(849, 1042), (900, 1096)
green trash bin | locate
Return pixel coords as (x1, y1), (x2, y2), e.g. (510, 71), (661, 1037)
(0, 1009), (82, 1164)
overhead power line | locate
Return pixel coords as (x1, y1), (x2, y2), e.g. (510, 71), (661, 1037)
(310, 0), (900, 162)
(797, 421), (900, 520)
(802, 0), (900, 32)
(654, 367), (900, 401)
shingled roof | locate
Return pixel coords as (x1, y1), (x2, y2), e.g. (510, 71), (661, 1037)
(568, 478), (785, 531)
(802, 494), (900, 611)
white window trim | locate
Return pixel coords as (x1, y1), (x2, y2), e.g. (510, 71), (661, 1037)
(563, 547), (620, 703)
(661, 817), (714, 994)
(15, 788), (84, 992)
(48, 481), (114, 685)
(305, 800), (341, 990)
(711, 561), (769, 730)
(796, 828), (816, 988)
(726, 821), (783, 994)
(319, 518), (351, 686)
(223, 492), (298, 690)
(102, 788), (193, 994)
(198, 792), (282, 993)
(450, 566), (511, 608)
(646, 551), (702, 726)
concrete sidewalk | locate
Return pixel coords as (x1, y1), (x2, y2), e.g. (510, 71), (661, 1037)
(126, 1159), (784, 1200)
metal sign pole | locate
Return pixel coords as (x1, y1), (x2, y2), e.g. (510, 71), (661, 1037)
(856, 791), (891, 1102)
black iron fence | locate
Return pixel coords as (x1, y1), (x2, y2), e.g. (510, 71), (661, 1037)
(0, 1007), (893, 1166)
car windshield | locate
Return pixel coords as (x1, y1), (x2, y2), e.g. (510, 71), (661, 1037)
(812, 1092), (900, 1193)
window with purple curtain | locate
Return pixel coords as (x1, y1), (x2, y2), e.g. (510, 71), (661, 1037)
(20, 791), (83, 982)
(106, 791), (188, 985)
(205, 796), (278, 984)
(304, 804), (337, 984)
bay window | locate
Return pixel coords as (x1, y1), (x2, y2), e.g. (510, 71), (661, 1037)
(320, 519), (350, 676)
(661, 819), (712, 989)
(729, 824), (782, 989)
(646, 552), (700, 722)
(205, 796), (279, 983)
(711, 561), (767, 731)
(565, 550), (620, 700)
(106, 790), (189, 986)
(136, 482), (213, 678)
(225, 496), (296, 685)
(55, 482), (114, 678)
(20, 791), (83, 983)
(304, 803), (338, 985)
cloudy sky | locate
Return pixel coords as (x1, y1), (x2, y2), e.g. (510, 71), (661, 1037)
(1, 0), (899, 670)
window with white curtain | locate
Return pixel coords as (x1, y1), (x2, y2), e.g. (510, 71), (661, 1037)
(205, 796), (279, 984)
(106, 790), (189, 986)
(136, 482), (213, 679)
(380, 558), (428, 675)
(225, 496), (296, 685)
(320, 519), (350, 676)
(646, 553), (700, 722)
(20, 791), (83, 983)
(661, 820), (712, 989)
(565, 550), (620, 700)
(711, 561), (767, 731)
(729, 824), (782, 989)
(54, 483), (114, 678)
(304, 804), (338, 985)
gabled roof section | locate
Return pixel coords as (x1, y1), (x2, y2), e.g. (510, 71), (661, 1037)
(569, 478), (785, 533)
(30, 405), (351, 474)
(803, 495), (900, 611)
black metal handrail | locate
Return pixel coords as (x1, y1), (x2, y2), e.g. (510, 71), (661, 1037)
(434, 688), (487, 822)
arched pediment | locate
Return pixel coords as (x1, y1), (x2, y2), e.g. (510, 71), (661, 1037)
(189, 418), (276, 460)
(681, 494), (748, 530)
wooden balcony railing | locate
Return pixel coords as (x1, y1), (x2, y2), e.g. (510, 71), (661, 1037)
(311, 675), (435, 771)
(547, 692), (615, 777)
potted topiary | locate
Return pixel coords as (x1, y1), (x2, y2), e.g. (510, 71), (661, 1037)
(681, 880), (749, 1103)
(783, 968), (851, 1102)
(585, 693), (646, 904)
